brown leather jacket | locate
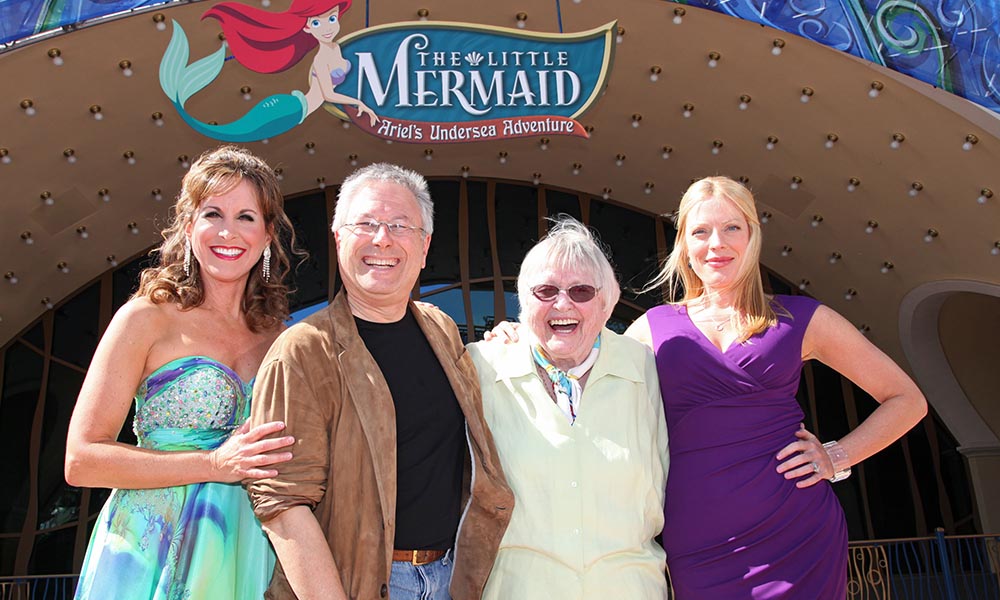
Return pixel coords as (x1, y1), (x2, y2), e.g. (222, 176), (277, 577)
(247, 290), (513, 599)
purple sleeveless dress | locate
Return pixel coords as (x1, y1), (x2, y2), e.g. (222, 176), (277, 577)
(649, 295), (847, 599)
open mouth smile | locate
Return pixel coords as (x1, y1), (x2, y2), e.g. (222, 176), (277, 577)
(210, 246), (246, 260)
(549, 318), (579, 333)
(363, 257), (400, 269)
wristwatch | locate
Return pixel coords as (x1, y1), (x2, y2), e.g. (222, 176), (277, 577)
(822, 440), (852, 483)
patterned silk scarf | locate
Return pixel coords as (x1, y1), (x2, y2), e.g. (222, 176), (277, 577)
(531, 335), (601, 425)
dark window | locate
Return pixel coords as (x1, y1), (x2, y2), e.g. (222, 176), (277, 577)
(494, 183), (538, 277)
(467, 182), (492, 279)
(51, 283), (100, 369)
(544, 189), (583, 223)
(590, 199), (662, 310)
(424, 181), (461, 286)
(0, 343), (44, 535)
(284, 191), (329, 312)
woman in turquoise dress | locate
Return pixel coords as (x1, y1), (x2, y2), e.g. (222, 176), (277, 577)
(65, 146), (300, 599)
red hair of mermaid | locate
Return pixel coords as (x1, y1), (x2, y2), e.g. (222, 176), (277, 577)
(203, 0), (352, 74)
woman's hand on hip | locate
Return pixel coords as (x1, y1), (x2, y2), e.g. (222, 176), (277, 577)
(775, 426), (831, 488)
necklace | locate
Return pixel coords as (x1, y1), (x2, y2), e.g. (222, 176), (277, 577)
(692, 307), (733, 331)
(707, 315), (729, 331)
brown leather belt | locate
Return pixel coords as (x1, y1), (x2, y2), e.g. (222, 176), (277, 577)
(392, 549), (446, 566)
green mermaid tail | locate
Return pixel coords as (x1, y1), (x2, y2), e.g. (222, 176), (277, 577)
(159, 21), (307, 143)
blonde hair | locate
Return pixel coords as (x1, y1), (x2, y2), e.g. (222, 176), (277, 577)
(134, 145), (301, 333)
(645, 176), (777, 341)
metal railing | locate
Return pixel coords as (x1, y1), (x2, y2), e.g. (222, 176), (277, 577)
(0, 575), (77, 600)
(2, 532), (997, 599)
(848, 530), (1000, 599)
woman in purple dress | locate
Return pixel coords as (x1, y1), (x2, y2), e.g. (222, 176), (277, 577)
(625, 176), (927, 598)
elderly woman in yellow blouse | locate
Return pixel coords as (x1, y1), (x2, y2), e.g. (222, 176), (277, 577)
(467, 216), (669, 599)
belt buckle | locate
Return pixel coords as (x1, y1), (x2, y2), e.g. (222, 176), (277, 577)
(411, 550), (435, 566)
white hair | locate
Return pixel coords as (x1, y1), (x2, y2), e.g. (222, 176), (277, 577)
(331, 163), (434, 235)
(516, 216), (620, 319)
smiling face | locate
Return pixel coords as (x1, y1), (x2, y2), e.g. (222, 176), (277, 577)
(186, 178), (270, 287)
(303, 7), (341, 43)
(334, 181), (431, 318)
(522, 266), (607, 370)
(683, 195), (751, 295)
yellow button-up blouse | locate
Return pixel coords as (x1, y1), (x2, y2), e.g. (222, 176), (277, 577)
(468, 328), (669, 599)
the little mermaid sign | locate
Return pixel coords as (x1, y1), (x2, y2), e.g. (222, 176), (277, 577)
(159, 0), (615, 143)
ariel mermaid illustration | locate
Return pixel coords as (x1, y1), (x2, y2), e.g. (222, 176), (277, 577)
(160, 0), (378, 143)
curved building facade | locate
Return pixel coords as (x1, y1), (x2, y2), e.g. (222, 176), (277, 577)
(1, 0), (998, 578)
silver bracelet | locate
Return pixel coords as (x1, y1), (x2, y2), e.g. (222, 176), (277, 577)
(822, 440), (852, 483)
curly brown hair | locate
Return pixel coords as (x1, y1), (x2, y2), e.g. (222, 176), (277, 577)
(134, 145), (301, 332)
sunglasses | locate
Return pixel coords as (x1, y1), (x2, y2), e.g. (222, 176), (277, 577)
(530, 284), (599, 303)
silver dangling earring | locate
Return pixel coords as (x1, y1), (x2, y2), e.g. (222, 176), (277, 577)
(183, 238), (192, 278)
(262, 245), (271, 282)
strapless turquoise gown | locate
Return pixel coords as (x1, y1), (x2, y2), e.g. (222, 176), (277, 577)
(74, 357), (275, 599)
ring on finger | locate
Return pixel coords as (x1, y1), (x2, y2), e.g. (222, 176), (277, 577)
(810, 461), (819, 473)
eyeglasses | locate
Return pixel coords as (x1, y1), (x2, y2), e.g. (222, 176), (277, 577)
(342, 220), (426, 238)
(530, 284), (600, 303)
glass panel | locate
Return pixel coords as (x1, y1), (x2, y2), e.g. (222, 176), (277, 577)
(544, 189), (582, 223)
(20, 321), (44, 349)
(809, 364), (850, 440)
(77, 488), (114, 551)
(88, 488), (112, 521)
(424, 181), (461, 286)
(113, 253), (156, 311)
(420, 283), (519, 342)
(660, 216), (677, 252)
(765, 269), (793, 295)
(503, 280), (521, 322)
(28, 526), (74, 574)
(589, 199), (661, 310)
(51, 282), (100, 369)
(933, 419), (976, 533)
(608, 302), (643, 335)
(467, 182), (492, 279)
(285, 191), (329, 313)
(420, 287), (466, 339)
(831, 472), (868, 540)
(0, 538), (17, 575)
(38, 363), (85, 532)
(864, 435), (916, 537)
(468, 282), (519, 341)
(37, 487), (80, 532)
(493, 183), (538, 277)
(1, 343), (43, 534)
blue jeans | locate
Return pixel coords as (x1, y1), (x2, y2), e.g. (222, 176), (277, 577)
(389, 549), (453, 600)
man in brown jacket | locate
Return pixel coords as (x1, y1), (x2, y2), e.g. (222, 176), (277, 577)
(247, 163), (513, 600)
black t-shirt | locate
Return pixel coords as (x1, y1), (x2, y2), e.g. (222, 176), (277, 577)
(355, 309), (466, 550)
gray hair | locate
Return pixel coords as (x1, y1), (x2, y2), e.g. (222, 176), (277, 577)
(331, 163), (434, 235)
(516, 216), (621, 319)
